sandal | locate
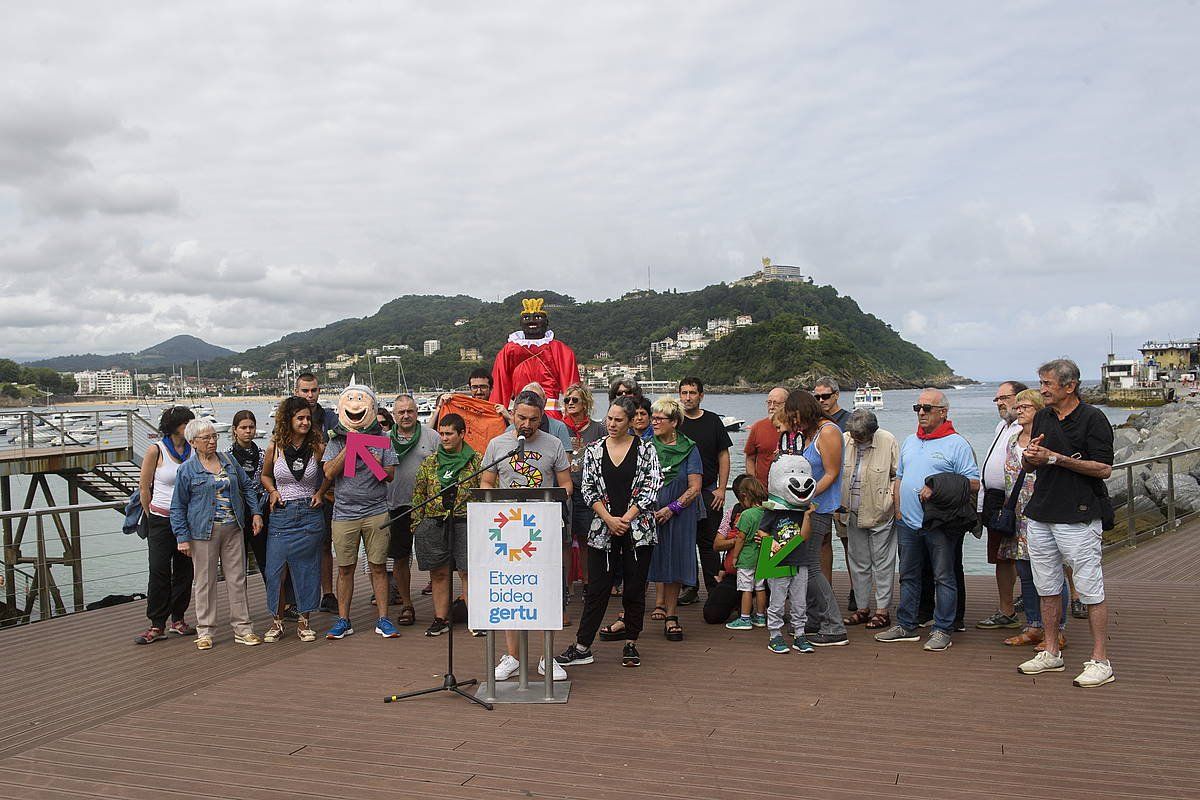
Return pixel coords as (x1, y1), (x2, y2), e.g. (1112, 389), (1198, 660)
(650, 605), (667, 621)
(865, 611), (891, 630)
(599, 614), (627, 641)
(396, 605), (416, 627)
(263, 618), (285, 643)
(1036, 631), (1067, 652)
(1004, 628), (1044, 647)
(843, 608), (871, 626)
(664, 616), (683, 641)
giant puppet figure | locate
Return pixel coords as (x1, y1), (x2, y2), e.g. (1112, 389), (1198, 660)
(489, 297), (580, 420)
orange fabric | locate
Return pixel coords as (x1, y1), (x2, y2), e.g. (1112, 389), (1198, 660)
(437, 394), (508, 456)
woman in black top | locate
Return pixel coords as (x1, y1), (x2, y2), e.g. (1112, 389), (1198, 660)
(555, 397), (662, 668)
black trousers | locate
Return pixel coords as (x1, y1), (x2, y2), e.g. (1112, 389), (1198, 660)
(918, 530), (966, 627)
(577, 536), (653, 647)
(692, 489), (722, 592)
(145, 513), (193, 628)
(703, 573), (740, 624)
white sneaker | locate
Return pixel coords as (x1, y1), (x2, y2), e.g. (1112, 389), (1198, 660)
(537, 657), (568, 681)
(1073, 659), (1115, 688)
(1018, 650), (1065, 675)
(494, 654), (520, 681)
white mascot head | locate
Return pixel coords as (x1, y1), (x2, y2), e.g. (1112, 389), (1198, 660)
(765, 453), (817, 510)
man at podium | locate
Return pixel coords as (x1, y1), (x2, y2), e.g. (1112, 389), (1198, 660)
(481, 389), (572, 681)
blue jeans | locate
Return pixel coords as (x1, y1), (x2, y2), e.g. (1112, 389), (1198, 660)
(265, 501), (325, 615)
(1015, 559), (1068, 629)
(896, 521), (957, 634)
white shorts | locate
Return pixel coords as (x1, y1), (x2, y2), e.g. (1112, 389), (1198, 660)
(736, 567), (766, 593)
(1025, 518), (1105, 604)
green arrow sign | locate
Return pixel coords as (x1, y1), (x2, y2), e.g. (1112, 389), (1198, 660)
(754, 534), (805, 580)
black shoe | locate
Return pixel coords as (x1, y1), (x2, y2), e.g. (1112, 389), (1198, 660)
(555, 643), (594, 666)
(470, 628), (486, 637)
(804, 624), (819, 635)
(1070, 598), (1089, 619)
(282, 606), (301, 621)
(622, 642), (641, 668)
(809, 632), (849, 647)
(1013, 596), (1025, 615)
(424, 618), (449, 637)
(677, 586), (699, 606)
(847, 589), (858, 613)
(318, 593), (338, 614)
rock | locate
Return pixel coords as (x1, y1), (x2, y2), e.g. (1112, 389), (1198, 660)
(1106, 470), (1148, 506)
(1113, 428), (1141, 450)
(1142, 472), (1200, 514)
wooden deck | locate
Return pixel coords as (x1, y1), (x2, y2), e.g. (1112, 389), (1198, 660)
(1, 521), (1198, 800)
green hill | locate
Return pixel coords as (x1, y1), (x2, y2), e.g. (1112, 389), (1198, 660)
(23, 335), (234, 372)
(212, 282), (962, 390)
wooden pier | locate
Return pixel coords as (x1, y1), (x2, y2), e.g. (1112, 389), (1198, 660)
(0, 521), (1197, 800)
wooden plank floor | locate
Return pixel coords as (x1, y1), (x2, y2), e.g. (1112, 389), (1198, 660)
(1, 520), (1198, 800)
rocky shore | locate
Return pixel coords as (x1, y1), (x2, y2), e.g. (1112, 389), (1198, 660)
(1105, 397), (1200, 529)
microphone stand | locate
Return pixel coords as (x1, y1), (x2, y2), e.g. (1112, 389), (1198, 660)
(383, 441), (524, 711)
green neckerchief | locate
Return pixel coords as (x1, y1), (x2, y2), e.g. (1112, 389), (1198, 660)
(653, 431), (695, 484)
(435, 442), (476, 489)
(327, 419), (383, 440)
(389, 423), (424, 461)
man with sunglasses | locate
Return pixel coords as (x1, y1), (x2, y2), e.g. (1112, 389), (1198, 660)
(814, 377), (853, 609)
(875, 389), (979, 652)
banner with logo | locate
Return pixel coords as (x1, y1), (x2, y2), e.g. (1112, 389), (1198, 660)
(467, 501), (563, 630)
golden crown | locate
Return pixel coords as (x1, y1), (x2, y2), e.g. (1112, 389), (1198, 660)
(521, 298), (546, 314)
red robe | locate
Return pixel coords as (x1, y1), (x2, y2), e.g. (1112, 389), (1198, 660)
(489, 331), (580, 419)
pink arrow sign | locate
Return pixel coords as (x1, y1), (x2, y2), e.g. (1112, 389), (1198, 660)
(344, 432), (392, 480)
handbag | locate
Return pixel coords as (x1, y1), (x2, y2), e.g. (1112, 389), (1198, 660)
(986, 470), (1026, 537)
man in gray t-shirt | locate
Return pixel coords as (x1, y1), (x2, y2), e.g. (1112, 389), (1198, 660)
(481, 390), (573, 682)
(322, 424), (399, 638)
(384, 394), (439, 624)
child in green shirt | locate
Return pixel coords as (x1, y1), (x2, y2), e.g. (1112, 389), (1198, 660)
(724, 476), (769, 630)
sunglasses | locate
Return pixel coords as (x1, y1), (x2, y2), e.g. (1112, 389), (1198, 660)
(813, 392), (835, 401)
(564, 397), (582, 405)
(912, 404), (946, 413)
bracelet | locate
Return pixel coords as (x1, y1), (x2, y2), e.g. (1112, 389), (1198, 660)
(668, 500), (683, 514)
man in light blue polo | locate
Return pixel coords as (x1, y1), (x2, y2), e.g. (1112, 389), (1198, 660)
(875, 389), (979, 651)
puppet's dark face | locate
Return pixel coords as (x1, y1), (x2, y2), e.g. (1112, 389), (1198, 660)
(337, 387), (377, 431)
(520, 312), (549, 339)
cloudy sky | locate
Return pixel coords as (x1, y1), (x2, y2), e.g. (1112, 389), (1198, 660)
(2, 2), (1196, 379)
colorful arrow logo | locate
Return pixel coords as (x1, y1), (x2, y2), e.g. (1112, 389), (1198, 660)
(528, 529), (541, 542)
(489, 528), (502, 541)
(755, 534), (804, 580)
(343, 432), (392, 480)
(494, 542), (508, 556)
(523, 513), (536, 527)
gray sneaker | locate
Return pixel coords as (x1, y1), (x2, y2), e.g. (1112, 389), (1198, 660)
(976, 611), (1021, 629)
(875, 624), (919, 643)
(923, 630), (953, 651)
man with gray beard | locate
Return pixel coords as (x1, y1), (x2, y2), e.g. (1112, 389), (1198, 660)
(975, 381), (1028, 630)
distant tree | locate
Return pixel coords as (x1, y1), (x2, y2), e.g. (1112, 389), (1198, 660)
(0, 359), (19, 383)
(1, 383), (21, 399)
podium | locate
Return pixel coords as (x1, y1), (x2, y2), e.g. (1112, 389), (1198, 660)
(467, 487), (571, 704)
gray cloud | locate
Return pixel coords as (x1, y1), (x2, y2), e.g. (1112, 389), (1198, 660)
(1, 2), (1198, 378)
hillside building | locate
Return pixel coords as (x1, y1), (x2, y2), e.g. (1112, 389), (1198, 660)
(73, 369), (134, 396)
(459, 347), (482, 362)
(423, 339), (442, 356)
(804, 325), (820, 340)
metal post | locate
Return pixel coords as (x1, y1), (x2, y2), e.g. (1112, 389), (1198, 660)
(1125, 465), (1136, 546)
(517, 630), (529, 690)
(1167, 458), (1176, 530)
(1, 476), (14, 611)
(67, 478), (83, 612)
(483, 631), (497, 702)
(35, 515), (50, 621)
(543, 630), (554, 700)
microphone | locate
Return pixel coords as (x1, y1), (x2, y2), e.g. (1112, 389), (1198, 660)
(516, 434), (526, 456)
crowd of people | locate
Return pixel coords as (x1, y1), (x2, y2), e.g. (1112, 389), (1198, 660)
(131, 358), (1118, 689)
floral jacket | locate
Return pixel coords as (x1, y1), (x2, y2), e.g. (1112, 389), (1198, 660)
(580, 436), (662, 550)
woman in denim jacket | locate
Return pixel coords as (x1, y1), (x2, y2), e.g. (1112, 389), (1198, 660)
(554, 396), (661, 668)
(171, 418), (264, 650)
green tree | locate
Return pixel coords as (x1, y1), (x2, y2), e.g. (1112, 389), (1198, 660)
(0, 359), (19, 383)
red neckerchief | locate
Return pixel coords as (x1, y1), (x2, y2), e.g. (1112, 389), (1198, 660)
(916, 420), (957, 440)
(563, 413), (589, 438)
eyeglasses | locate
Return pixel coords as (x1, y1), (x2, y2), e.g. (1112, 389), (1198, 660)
(650, 415), (671, 423)
(1012, 403), (1036, 412)
(813, 392), (835, 401)
(193, 434), (218, 441)
(564, 397), (582, 405)
(912, 404), (946, 413)
(469, 384), (490, 392)
(615, 389), (632, 396)
(992, 394), (1014, 403)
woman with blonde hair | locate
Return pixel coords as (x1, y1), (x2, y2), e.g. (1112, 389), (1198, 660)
(562, 382), (606, 590)
(257, 396), (330, 642)
(646, 396), (704, 640)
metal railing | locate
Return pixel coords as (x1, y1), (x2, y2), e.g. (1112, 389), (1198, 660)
(0, 408), (159, 456)
(1105, 444), (1200, 552)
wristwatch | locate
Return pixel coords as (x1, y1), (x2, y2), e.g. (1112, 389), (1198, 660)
(1047, 454), (1058, 465)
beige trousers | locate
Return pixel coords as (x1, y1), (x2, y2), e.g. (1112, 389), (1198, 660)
(191, 522), (253, 639)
